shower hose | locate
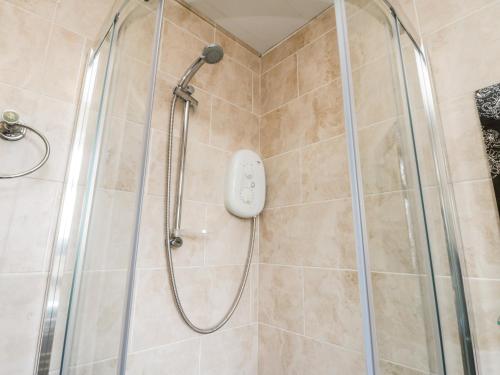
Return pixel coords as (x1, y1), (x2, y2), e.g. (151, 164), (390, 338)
(164, 93), (257, 334)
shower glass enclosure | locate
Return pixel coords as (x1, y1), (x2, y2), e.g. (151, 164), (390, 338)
(36, 0), (478, 374)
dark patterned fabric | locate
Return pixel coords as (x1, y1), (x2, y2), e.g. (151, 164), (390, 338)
(475, 83), (500, 213)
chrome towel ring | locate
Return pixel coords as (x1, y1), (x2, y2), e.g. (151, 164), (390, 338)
(0, 110), (50, 179)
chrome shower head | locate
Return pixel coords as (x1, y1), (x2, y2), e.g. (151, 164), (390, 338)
(202, 44), (224, 64)
(178, 44), (224, 89)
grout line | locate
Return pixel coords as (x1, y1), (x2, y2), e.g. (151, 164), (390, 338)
(261, 8), (336, 74)
(258, 263), (359, 273)
(258, 322), (363, 355)
(261, 196), (353, 210)
(0, 271), (49, 277)
(295, 54), (300, 97)
(301, 266), (306, 335)
(162, 18), (256, 76)
(159, 67), (255, 115)
(262, 131), (345, 163)
(259, 76), (341, 117)
(197, 336), (202, 375)
(420, 0), (500, 37)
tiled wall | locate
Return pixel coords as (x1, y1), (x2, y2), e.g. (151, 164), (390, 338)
(257, 8), (367, 374)
(124, 1), (261, 373)
(0, 0), (116, 374)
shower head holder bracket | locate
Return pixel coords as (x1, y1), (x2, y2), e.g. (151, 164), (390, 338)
(174, 86), (198, 108)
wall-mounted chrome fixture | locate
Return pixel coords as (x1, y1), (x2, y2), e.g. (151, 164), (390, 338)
(0, 110), (50, 179)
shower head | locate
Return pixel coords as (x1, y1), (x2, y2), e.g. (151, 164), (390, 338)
(202, 44), (224, 64)
(178, 44), (224, 89)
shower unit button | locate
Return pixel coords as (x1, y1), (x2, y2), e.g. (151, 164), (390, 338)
(225, 149), (266, 218)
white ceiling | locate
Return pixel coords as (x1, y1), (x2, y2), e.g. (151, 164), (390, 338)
(183, 0), (333, 54)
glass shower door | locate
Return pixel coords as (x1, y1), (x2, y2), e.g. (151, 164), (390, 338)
(38, 1), (165, 374)
(335, 0), (476, 374)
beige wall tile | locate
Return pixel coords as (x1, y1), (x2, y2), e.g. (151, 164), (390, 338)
(159, 20), (206, 80)
(348, 2), (394, 70)
(69, 359), (117, 375)
(164, 0), (214, 43)
(454, 180), (500, 279)
(260, 80), (344, 158)
(0, 1), (51, 89)
(297, 29), (339, 95)
(352, 57), (400, 128)
(125, 60), (154, 125)
(55, 0), (115, 40)
(250, 264), (259, 322)
(358, 119), (404, 194)
(0, 82), (39, 123)
(120, 8), (157, 66)
(263, 151), (301, 208)
(151, 72), (176, 132)
(0, 274), (46, 375)
(424, 2), (500, 101)
(415, 0), (495, 35)
(0, 178), (60, 273)
(261, 55), (298, 114)
(205, 205), (252, 266)
(84, 190), (136, 271)
(145, 129), (169, 194)
(70, 270), (127, 365)
(200, 325), (258, 375)
(261, 7), (336, 73)
(365, 192), (419, 274)
(258, 324), (365, 375)
(304, 269), (363, 350)
(299, 79), (345, 145)
(138, 195), (206, 268)
(252, 72), (261, 115)
(468, 278), (500, 373)
(127, 339), (200, 375)
(260, 200), (356, 269)
(259, 264), (304, 333)
(210, 97), (259, 152)
(260, 99), (302, 158)
(195, 56), (253, 112)
(440, 95), (490, 182)
(39, 26), (86, 102)
(115, 122), (145, 191)
(261, 31), (305, 75)
(372, 273), (433, 372)
(215, 30), (260, 74)
(174, 265), (252, 328)
(301, 136), (350, 202)
(30, 97), (76, 181)
(131, 269), (195, 350)
(184, 141), (228, 204)
(380, 360), (428, 375)
(5, 0), (58, 19)
(298, 7), (337, 52)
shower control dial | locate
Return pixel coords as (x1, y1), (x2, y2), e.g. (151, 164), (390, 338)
(225, 150), (266, 218)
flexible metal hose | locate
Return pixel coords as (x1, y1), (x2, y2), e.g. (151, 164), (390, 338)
(164, 91), (256, 334)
